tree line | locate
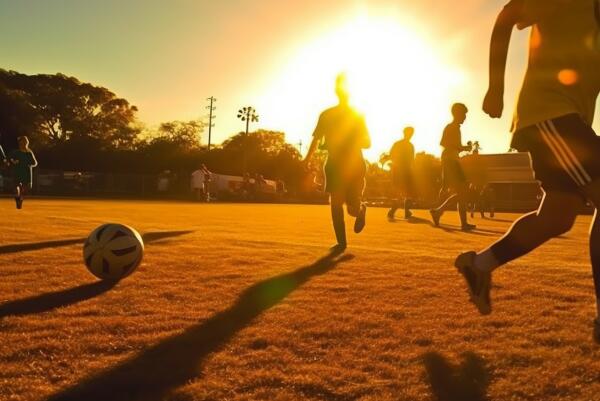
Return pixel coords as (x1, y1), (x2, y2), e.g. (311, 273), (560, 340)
(0, 69), (443, 199)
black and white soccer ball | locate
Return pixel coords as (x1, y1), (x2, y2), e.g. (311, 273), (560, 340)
(83, 223), (144, 280)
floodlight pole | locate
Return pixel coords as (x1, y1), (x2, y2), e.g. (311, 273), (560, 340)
(206, 96), (217, 151)
(237, 106), (259, 175)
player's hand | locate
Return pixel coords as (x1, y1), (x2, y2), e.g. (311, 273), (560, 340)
(10, 158), (18, 165)
(483, 88), (504, 118)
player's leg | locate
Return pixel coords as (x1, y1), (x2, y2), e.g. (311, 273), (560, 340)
(14, 182), (22, 209)
(348, 175), (367, 233)
(404, 196), (413, 219)
(430, 193), (457, 226)
(403, 173), (414, 219)
(388, 187), (399, 221)
(456, 190), (581, 314)
(330, 191), (347, 252)
(582, 180), (600, 342)
(19, 184), (27, 208)
(457, 183), (476, 231)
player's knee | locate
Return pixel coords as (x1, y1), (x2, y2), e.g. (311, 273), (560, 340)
(347, 205), (359, 217)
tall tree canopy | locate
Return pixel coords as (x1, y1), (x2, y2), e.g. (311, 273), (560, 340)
(0, 69), (139, 149)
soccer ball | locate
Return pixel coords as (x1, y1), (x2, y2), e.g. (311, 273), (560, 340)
(83, 223), (144, 280)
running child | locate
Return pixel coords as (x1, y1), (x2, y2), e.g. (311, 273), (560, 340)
(455, 0), (600, 343)
(430, 103), (476, 231)
(304, 74), (371, 254)
(9, 136), (37, 209)
(386, 126), (416, 220)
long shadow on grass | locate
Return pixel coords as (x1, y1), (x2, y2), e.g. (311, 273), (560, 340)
(0, 231), (194, 255)
(0, 280), (118, 318)
(423, 352), (490, 401)
(436, 226), (501, 237)
(45, 252), (354, 401)
(406, 216), (435, 226)
(0, 231), (194, 318)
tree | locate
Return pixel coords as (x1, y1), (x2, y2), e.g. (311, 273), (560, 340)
(218, 129), (301, 175)
(146, 120), (204, 150)
(0, 69), (140, 149)
(0, 82), (39, 149)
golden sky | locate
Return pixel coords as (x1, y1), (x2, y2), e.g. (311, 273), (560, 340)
(1, 0), (598, 160)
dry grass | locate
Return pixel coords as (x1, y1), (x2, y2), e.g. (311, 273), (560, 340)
(0, 199), (598, 401)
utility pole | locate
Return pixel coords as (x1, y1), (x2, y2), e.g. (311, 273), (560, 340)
(206, 97), (217, 151)
(297, 139), (303, 155)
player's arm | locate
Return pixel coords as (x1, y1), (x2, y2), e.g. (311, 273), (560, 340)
(303, 115), (324, 164)
(483, 0), (523, 118)
(28, 151), (38, 167)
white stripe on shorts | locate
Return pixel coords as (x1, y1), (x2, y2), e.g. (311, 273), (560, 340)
(536, 121), (587, 186)
(546, 120), (592, 183)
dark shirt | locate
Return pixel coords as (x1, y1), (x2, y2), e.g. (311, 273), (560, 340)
(9, 149), (37, 185)
(390, 139), (415, 170)
(312, 104), (370, 166)
(440, 122), (462, 160)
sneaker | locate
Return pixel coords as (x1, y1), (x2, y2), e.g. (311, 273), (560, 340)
(354, 205), (367, 233)
(329, 243), (347, 256)
(455, 251), (492, 315)
(462, 223), (476, 231)
(594, 319), (600, 344)
(404, 210), (413, 220)
(387, 209), (395, 222)
(430, 209), (441, 226)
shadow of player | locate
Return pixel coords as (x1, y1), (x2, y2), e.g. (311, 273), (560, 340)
(423, 352), (491, 401)
(45, 252), (354, 401)
(0, 280), (118, 318)
(0, 231), (194, 318)
(0, 230), (194, 255)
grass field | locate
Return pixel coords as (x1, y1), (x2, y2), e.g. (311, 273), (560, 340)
(0, 199), (599, 401)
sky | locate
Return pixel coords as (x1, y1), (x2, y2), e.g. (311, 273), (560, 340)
(1, 0), (598, 160)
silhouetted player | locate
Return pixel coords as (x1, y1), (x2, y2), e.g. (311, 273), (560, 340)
(9, 136), (37, 209)
(387, 126), (415, 220)
(455, 0), (600, 343)
(430, 103), (475, 231)
(304, 74), (371, 253)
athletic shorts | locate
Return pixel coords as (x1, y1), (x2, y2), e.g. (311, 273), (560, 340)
(511, 114), (600, 193)
(441, 158), (466, 190)
(324, 160), (366, 205)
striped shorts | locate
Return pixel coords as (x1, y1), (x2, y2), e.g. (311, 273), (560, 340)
(511, 114), (600, 192)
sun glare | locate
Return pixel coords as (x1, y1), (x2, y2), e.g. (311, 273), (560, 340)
(258, 13), (465, 160)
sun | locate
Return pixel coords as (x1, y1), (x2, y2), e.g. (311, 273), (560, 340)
(257, 13), (465, 161)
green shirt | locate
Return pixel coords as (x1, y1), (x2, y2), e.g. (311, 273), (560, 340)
(9, 149), (37, 186)
(510, 0), (600, 132)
